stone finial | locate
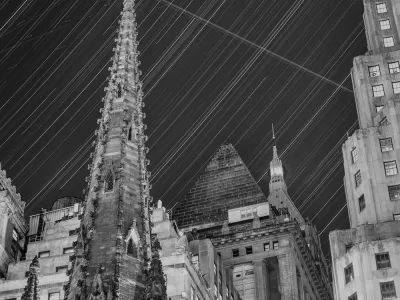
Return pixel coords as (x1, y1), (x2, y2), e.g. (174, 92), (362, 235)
(221, 220), (230, 235)
(157, 199), (163, 209)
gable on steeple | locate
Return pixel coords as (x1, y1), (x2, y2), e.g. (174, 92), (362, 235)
(174, 143), (268, 229)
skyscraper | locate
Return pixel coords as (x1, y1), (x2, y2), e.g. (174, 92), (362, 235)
(329, 1), (400, 299)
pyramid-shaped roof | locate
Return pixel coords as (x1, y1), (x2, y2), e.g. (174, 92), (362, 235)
(174, 144), (268, 229)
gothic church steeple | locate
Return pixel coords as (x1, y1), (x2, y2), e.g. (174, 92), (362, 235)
(64, 1), (152, 299)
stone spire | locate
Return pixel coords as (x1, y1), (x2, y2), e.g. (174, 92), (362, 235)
(143, 239), (167, 300)
(21, 256), (40, 300)
(269, 125), (286, 192)
(64, 0), (152, 299)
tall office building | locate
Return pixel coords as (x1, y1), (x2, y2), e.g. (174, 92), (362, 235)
(329, 1), (400, 299)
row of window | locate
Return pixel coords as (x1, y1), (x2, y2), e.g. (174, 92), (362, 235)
(374, 3), (397, 49)
(368, 62), (400, 78)
(351, 138), (393, 164)
(240, 207), (257, 219)
(8, 292), (60, 300)
(356, 184), (400, 204)
(231, 242), (279, 257)
(355, 160), (399, 187)
(38, 246), (74, 258)
(346, 281), (396, 300)
(372, 81), (400, 97)
(345, 253), (391, 283)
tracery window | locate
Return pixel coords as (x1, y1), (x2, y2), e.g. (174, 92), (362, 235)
(105, 171), (114, 192)
(127, 238), (137, 258)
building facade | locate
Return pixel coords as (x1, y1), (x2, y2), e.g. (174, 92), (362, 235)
(329, 0), (400, 299)
(174, 144), (332, 300)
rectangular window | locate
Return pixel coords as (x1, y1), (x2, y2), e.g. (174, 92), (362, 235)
(273, 241), (279, 249)
(246, 208), (252, 217)
(245, 246), (253, 255)
(232, 249), (239, 257)
(369, 65), (381, 77)
(394, 213), (400, 220)
(25, 271), (30, 277)
(345, 244), (353, 253)
(380, 138), (393, 152)
(376, 105), (384, 112)
(348, 293), (357, 300)
(388, 185), (400, 200)
(380, 117), (389, 125)
(384, 36), (395, 47)
(240, 210), (245, 218)
(355, 170), (362, 187)
(389, 61), (400, 74)
(48, 292), (60, 300)
(264, 243), (270, 251)
(351, 148), (358, 164)
(384, 160), (398, 176)
(63, 247), (74, 254)
(191, 254), (199, 269)
(376, 3), (388, 13)
(380, 281), (397, 299)
(344, 264), (354, 284)
(252, 207), (257, 216)
(39, 251), (50, 258)
(393, 81), (400, 94)
(358, 194), (366, 212)
(376, 252), (391, 269)
(380, 19), (391, 30)
(56, 265), (68, 273)
(373, 84), (385, 97)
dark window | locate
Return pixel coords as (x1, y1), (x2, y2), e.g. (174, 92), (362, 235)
(105, 171), (114, 192)
(394, 213), (400, 220)
(348, 293), (357, 300)
(217, 252), (221, 257)
(127, 239), (137, 258)
(389, 185), (400, 200)
(358, 194), (366, 212)
(63, 247), (74, 254)
(376, 253), (391, 269)
(344, 264), (354, 284)
(380, 117), (389, 125)
(264, 243), (270, 251)
(232, 249), (239, 257)
(56, 265), (68, 273)
(25, 271), (30, 277)
(38, 251), (50, 258)
(48, 292), (60, 300)
(273, 241), (279, 249)
(384, 161), (398, 176)
(380, 138), (394, 152)
(380, 281), (396, 299)
(345, 244), (353, 253)
(128, 127), (133, 141)
(355, 170), (362, 187)
(245, 246), (253, 255)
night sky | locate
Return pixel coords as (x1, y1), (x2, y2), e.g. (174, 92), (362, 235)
(0, 0), (366, 258)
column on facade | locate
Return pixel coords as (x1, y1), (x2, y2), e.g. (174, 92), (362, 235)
(277, 253), (298, 300)
(297, 271), (305, 300)
(253, 259), (269, 300)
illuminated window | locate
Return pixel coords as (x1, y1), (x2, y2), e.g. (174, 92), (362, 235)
(348, 293), (357, 300)
(380, 19), (391, 30)
(351, 148), (357, 164)
(376, 252), (391, 269)
(384, 36), (395, 47)
(380, 138), (393, 152)
(369, 65), (381, 77)
(380, 281), (396, 299)
(389, 61), (400, 73)
(372, 84), (385, 97)
(264, 243), (270, 251)
(393, 81), (400, 94)
(39, 251), (50, 258)
(376, 105), (384, 112)
(344, 264), (354, 284)
(384, 160), (398, 176)
(358, 194), (365, 212)
(48, 292), (60, 300)
(12, 229), (18, 241)
(63, 247), (74, 254)
(376, 3), (388, 13)
(273, 241), (279, 249)
(355, 170), (362, 187)
(388, 185), (400, 200)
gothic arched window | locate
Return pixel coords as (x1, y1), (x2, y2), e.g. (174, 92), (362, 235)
(128, 127), (133, 141)
(127, 238), (137, 258)
(117, 84), (122, 98)
(104, 171), (114, 192)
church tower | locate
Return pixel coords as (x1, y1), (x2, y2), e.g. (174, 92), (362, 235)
(64, 0), (152, 299)
(330, 1), (400, 299)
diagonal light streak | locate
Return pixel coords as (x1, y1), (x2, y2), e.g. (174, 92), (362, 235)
(157, 0), (353, 94)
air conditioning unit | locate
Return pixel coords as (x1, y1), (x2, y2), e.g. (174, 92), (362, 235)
(393, 69), (399, 73)
(371, 72), (378, 77)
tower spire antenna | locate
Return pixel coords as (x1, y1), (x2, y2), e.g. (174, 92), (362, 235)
(272, 123), (276, 146)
